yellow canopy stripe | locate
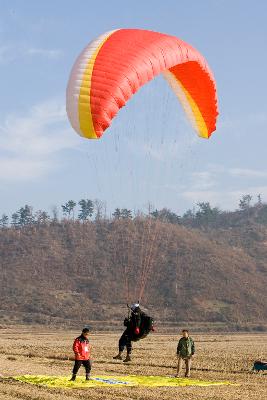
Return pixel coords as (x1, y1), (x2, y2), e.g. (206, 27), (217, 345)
(78, 31), (115, 139)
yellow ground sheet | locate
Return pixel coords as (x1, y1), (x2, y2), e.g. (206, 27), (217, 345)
(14, 375), (233, 388)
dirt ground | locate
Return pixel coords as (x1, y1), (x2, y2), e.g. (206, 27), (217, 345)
(0, 327), (266, 400)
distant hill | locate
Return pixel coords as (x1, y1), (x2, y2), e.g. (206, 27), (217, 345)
(0, 211), (267, 331)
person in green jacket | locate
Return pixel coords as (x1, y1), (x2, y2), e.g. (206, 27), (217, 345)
(176, 329), (195, 378)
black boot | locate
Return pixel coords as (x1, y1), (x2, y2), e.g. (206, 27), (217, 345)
(123, 354), (131, 362)
(86, 374), (90, 381)
(113, 352), (123, 360)
(70, 374), (76, 381)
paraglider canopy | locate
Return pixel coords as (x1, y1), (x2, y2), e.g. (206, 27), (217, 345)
(66, 28), (218, 140)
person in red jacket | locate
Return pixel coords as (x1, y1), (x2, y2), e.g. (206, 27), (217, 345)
(70, 328), (92, 381)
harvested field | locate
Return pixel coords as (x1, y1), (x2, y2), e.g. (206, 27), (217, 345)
(0, 327), (266, 399)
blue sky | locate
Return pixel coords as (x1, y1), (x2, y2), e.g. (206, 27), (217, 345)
(1, 0), (267, 217)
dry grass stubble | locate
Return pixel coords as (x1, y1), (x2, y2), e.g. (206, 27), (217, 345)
(0, 328), (266, 400)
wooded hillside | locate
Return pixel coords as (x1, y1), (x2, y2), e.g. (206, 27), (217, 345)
(1, 205), (267, 331)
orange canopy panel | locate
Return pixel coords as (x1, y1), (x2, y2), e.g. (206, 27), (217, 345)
(66, 29), (218, 139)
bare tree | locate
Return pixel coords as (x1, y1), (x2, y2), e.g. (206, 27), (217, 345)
(94, 199), (106, 220)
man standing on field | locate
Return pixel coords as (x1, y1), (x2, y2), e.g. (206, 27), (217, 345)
(176, 329), (195, 378)
(70, 327), (92, 381)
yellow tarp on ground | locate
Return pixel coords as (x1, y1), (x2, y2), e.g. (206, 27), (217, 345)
(14, 375), (233, 388)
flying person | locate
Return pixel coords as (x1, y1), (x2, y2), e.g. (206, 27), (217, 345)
(113, 303), (154, 362)
(70, 328), (92, 381)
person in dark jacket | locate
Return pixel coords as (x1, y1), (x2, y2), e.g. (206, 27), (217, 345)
(70, 328), (92, 381)
(176, 329), (195, 378)
(113, 303), (146, 363)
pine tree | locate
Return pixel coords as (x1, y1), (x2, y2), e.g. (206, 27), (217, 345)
(34, 210), (50, 225)
(78, 199), (94, 221)
(0, 214), (9, 228)
(239, 195), (252, 211)
(112, 208), (121, 219)
(11, 212), (20, 228)
(18, 205), (34, 226)
(121, 209), (132, 219)
(62, 200), (76, 219)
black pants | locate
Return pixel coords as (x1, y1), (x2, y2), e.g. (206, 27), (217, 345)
(72, 360), (91, 375)
(119, 329), (133, 354)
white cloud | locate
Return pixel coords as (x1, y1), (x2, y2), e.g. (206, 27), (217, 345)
(0, 99), (79, 182)
(182, 186), (267, 211)
(192, 164), (267, 182)
(180, 163), (267, 210)
(124, 129), (198, 162)
(229, 168), (267, 178)
(0, 44), (63, 64)
(26, 47), (63, 59)
(190, 171), (215, 190)
(182, 190), (223, 206)
(0, 157), (53, 181)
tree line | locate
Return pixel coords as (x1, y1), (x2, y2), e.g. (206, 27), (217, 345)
(0, 194), (266, 230)
(0, 199), (135, 228)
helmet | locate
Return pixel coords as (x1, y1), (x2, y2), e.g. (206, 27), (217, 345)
(130, 303), (140, 311)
